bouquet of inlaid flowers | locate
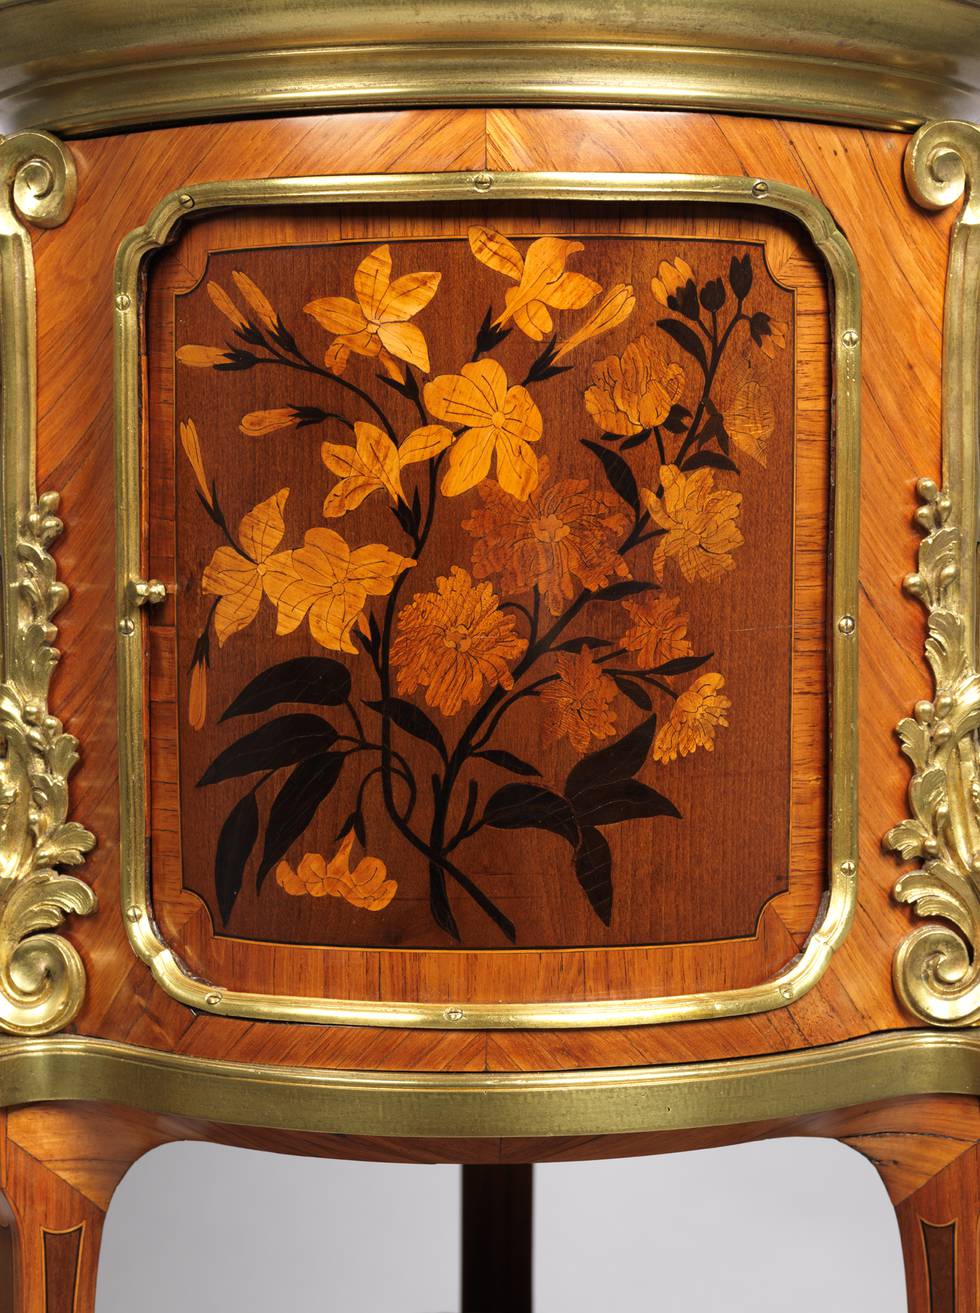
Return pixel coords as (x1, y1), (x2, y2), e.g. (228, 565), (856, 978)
(177, 228), (784, 941)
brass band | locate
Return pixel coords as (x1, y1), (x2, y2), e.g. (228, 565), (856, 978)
(0, 0), (978, 137)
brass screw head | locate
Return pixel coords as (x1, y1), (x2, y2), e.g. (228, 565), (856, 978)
(838, 614), (856, 636)
(751, 180), (769, 198)
(472, 173), (493, 193)
(444, 1006), (464, 1022)
(841, 328), (859, 347)
(115, 293), (131, 311)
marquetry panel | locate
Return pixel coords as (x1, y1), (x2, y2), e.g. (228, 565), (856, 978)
(140, 194), (826, 1006)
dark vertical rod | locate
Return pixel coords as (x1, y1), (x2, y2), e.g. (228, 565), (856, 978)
(461, 1164), (533, 1313)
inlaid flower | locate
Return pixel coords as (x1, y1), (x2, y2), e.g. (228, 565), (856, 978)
(179, 417), (212, 508)
(552, 283), (636, 361)
(653, 672), (731, 763)
(643, 465), (743, 583)
(391, 566), (527, 717)
(201, 489), (289, 644)
(304, 244), (440, 382)
(262, 527), (415, 655)
(275, 834), (397, 910)
(620, 594), (694, 669)
(462, 457), (629, 616)
(468, 227), (601, 340)
(321, 421), (453, 518)
(424, 359), (543, 500)
(584, 334), (686, 435)
(540, 649), (617, 754)
(650, 256), (699, 317)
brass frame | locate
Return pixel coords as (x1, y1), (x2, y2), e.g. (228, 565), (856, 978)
(0, 1029), (976, 1138)
(888, 120), (980, 1027)
(0, 130), (95, 1037)
(116, 168), (860, 1030)
(0, 0), (978, 137)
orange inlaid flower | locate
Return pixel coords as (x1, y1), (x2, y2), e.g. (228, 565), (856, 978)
(262, 527), (414, 655)
(653, 672), (731, 763)
(462, 457), (630, 616)
(179, 417), (212, 508)
(424, 359), (543, 500)
(207, 281), (250, 334)
(176, 344), (242, 369)
(187, 657), (207, 730)
(650, 257), (696, 308)
(541, 650), (617, 754)
(552, 283), (636, 362)
(643, 465), (743, 583)
(584, 335), (686, 436)
(239, 408), (309, 437)
(621, 594), (694, 669)
(275, 834), (397, 910)
(468, 227), (601, 340)
(391, 566), (527, 717)
(722, 379), (775, 467)
(321, 421), (453, 518)
(304, 244), (440, 382)
(232, 271), (280, 336)
(202, 489), (289, 645)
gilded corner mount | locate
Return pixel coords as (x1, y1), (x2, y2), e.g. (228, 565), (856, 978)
(887, 120), (980, 1027)
(0, 130), (95, 1036)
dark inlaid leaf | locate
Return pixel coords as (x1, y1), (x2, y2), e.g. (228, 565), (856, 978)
(589, 580), (657, 603)
(475, 749), (542, 777)
(651, 652), (713, 676)
(198, 714), (338, 786)
(683, 449), (739, 474)
(611, 674), (652, 710)
(657, 318), (707, 372)
(569, 779), (682, 828)
(214, 791), (259, 924)
(428, 863), (460, 940)
(220, 657), (352, 721)
(664, 404), (692, 435)
(574, 825), (613, 925)
(582, 439), (639, 513)
(482, 783), (578, 845)
(365, 697), (447, 762)
(565, 714), (658, 800)
(255, 752), (347, 888)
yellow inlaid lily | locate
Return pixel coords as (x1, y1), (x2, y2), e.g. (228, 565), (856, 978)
(202, 489), (289, 644)
(424, 359), (543, 501)
(321, 421), (453, 518)
(468, 227), (601, 341)
(304, 244), (440, 382)
(262, 526), (414, 654)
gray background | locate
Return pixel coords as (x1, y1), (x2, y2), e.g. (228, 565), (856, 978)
(95, 1137), (907, 1311)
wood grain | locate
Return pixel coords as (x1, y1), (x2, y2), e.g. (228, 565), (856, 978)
(26, 106), (948, 1072)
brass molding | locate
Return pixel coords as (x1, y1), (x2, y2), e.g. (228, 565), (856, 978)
(888, 120), (980, 1027)
(0, 1), (978, 137)
(116, 168), (859, 1030)
(0, 1030), (976, 1138)
(0, 130), (95, 1036)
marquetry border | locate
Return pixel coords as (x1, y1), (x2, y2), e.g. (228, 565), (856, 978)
(115, 168), (860, 1029)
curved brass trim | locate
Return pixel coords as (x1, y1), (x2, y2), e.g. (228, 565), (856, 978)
(0, 1030), (976, 1138)
(0, 131), (96, 1037)
(887, 120), (980, 1027)
(116, 168), (859, 1030)
(0, 1), (978, 137)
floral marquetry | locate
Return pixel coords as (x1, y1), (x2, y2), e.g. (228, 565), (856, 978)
(156, 215), (813, 963)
